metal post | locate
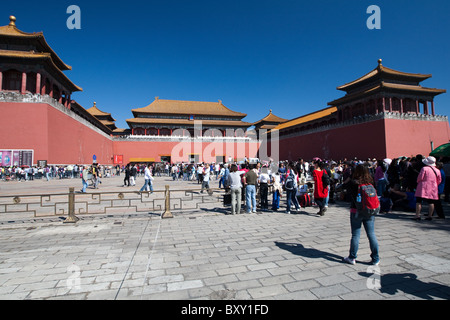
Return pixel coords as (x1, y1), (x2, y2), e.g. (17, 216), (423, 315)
(162, 185), (173, 219)
(64, 187), (79, 223)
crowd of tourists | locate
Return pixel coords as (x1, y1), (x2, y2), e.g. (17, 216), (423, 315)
(2, 154), (447, 267)
(0, 164), (118, 182)
(3, 155), (448, 221)
(147, 154), (447, 222)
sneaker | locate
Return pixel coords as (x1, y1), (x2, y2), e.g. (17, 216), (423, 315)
(371, 259), (380, 266)
(343, 257), (356, 265)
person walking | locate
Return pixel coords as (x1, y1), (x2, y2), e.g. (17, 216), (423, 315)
(92, 164), (100, 189)
(343, 164), (380, 266)
(80, 165), (89, 193)
(201, 164), (211, 193)
(228, 164), (244, 214)
(313, 161), (329, 216)
(244, 164), (258, 213)
(139, 164), (154, 193)
(413, 156), (442, 221)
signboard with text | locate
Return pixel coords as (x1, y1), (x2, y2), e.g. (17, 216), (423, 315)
(0, 150), (34, 167)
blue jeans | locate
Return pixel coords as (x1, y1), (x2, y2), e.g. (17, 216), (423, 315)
(272, 190), (280, 210)
(140, 179), (153, 192)
(376, 179), (387, 197)
(81, 179), (88, 193)
(246, 185), (256, 212)
(349, 212), (379, 263)
(286, 189), (299, 212)
(324, 185), (330, 206)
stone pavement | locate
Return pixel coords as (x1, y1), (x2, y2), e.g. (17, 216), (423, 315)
(0, 175), (450, 301)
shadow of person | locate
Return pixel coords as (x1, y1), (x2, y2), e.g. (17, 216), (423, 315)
(275, 241), (343, 263)
(358, 272), (450, 300)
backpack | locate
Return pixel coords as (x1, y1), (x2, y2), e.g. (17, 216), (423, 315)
(322, 170), (331, 187)
(298, 193), (312, 208)
(356, 184), (380, 218)
(285, 173), (295, 190)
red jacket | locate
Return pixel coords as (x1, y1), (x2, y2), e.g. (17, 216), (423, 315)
(313, 169), (329, 199)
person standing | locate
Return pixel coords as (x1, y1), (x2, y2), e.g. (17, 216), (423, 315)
(374, 160), (388, 197)
(313, 161), (329, 216)
(434, 161), (446, 219)
(130, 164), (137, 186)
(244, 164), (258, 213)
(343, 164), (380, 266)
(413, 156), (441, 221)
(258, 166), (271, 211)
(271, 172), (282, 211)
(123, 164), (131, 187)
(228, 164), (244, 215)
(285, 163), (300, 214)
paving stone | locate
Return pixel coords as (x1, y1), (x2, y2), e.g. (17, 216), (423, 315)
(1, 177), (450, 300)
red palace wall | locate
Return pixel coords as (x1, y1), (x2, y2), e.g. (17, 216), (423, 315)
(2, 101), (448, 165)
(279, 119), (388, 161)
(384, 118), (450, 158)
(0, 101), (259, 165)
(0, 101), (114, 165)
(278, 117), (450, 161)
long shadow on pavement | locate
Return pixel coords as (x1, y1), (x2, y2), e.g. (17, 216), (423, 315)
(275, 241), (343, 264)
(358, 272), (450, 300)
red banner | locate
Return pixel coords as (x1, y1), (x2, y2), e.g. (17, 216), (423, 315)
(113, 155), (123, 165)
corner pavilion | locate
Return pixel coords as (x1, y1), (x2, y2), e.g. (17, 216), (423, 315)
(270, 60), (449, 160)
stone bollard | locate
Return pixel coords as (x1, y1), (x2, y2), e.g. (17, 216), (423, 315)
(161, 185), (173, 219)
(64, 187), (79, 223)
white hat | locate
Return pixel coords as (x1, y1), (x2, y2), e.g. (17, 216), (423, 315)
(422, 156), (436, 167)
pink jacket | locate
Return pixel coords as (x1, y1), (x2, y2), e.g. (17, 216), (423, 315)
(415, 166), (441, 200)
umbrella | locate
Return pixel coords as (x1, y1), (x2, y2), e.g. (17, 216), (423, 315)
(430, 143), (450, 157)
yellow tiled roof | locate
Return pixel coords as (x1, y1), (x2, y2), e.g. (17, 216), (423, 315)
(0, 50), (82, 92)
(86, 102), (116, 120)
(329, 82), (446, 106)
(337, 60), (431, 91)
(253, 110), (288, 126)
(126, 117), (252, 127)
(0, 16), (72, 71)
(270, 107), (337, 131)
(132, 98), (247, 118)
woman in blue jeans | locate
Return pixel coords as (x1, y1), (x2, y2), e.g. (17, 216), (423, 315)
(343, 164), (380, 266)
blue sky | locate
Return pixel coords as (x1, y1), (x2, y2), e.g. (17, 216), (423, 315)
(4, 0), (450, 129)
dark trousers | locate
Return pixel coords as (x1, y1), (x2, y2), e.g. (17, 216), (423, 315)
(260, 183), (269, 209)
(434, 195), (445, 218)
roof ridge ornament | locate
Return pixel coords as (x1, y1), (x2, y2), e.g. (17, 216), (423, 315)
(378, 58), (383, 69)
(9, 15), (16, 27)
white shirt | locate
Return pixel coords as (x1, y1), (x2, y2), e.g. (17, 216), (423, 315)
(203, 168), (210, 182)
(259, 173), (270, 184)
(144, 167), (152, 180)
(229, 171), (244, 189)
